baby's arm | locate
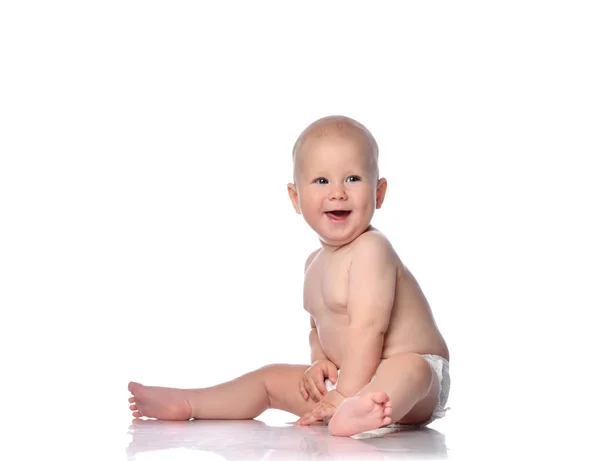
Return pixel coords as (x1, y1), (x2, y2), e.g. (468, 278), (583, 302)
(334, 234), (396, 398)
(309, 316), (328, 362)
(304, 250), (328, 363)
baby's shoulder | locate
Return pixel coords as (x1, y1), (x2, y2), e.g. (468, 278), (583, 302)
(352, 228), (396, 255)
(351, 229), (404, 271)
(304, 248), (322, 272)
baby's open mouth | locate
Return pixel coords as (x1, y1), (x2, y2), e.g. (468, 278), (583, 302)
(325, 210), (351, 220)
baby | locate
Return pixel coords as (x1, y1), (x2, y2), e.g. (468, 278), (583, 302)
(128, 115), (450, 437)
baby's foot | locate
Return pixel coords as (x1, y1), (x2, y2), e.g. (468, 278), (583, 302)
(328, 391), (393, 437)
(128, 382), (193, 420)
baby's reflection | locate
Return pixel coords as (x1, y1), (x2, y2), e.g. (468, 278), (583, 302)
(126, 418), (448, 460)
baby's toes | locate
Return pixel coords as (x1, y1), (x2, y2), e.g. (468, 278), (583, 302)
(383, 406), (392, 417)
(130, 404), (137, 411)
(129, 397), (135, 403)
(370, 391), (390, 405)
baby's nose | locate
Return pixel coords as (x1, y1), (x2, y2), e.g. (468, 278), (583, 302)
(329, 186), (348, 200)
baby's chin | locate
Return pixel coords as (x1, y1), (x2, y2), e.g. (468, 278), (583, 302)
(318, 227), (371, 248)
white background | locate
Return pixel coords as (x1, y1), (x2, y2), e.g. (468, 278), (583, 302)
(1, 1), (599, 459)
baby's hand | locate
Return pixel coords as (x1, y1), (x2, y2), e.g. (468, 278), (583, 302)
(299, 360), (339, 402)
(296, 389), (345, 426)
(296, 400), (337, 426)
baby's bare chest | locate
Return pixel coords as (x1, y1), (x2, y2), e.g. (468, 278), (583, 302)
(303, 260), (350, 317)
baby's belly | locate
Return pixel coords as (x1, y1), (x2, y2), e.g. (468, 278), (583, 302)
(317, 325), (347, 367)
(318, 321), (448, 366)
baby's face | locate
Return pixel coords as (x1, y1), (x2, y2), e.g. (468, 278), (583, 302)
(289, 132), (386, 247)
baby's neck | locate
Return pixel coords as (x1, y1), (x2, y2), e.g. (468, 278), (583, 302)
(319, 225), (375, 252)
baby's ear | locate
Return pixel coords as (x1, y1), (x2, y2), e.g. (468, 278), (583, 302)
(376, 178), (388, 209)
(287, 183), (302, 214)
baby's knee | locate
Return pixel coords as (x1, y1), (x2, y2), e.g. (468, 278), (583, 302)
(257, 363), (286, 378)
(257, 363), (308, 385)
(414, 356), (435, 387)
(388, 353), (434, 387)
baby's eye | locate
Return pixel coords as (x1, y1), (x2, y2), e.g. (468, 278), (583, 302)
(315, 178), (329, 184)
(346, 175), (361, 183)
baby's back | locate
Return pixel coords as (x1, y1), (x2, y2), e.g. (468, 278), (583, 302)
(304, 228), (449, 367)
(382, 264), (449, 360)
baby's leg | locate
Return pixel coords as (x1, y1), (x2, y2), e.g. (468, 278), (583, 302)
(128, 364), (318, 420)
(328, 353), (438, 436)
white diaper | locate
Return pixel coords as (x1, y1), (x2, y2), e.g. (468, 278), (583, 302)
(324, 354), (450, 427)
(416, 354), (451, 425)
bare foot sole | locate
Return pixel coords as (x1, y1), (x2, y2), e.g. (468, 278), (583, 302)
(328, 391), (393, 437)
(128, 381), (193, 420)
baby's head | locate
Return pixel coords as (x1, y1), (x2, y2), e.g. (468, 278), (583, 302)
(288, 115), (387, 248)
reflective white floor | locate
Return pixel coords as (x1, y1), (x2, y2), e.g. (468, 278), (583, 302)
(125, 417), (449, 460)
(3, 386), (595, 461)
(117, 411), (594, 461)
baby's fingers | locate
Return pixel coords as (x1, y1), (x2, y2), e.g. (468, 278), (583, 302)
(326, 362), (339, 383)
(302, 377), (319, 401)
(297, 412), (317, 426)
(314, 377), (327, 397)
(299, 381), (309, 400)
(307, 378), (324, 402)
